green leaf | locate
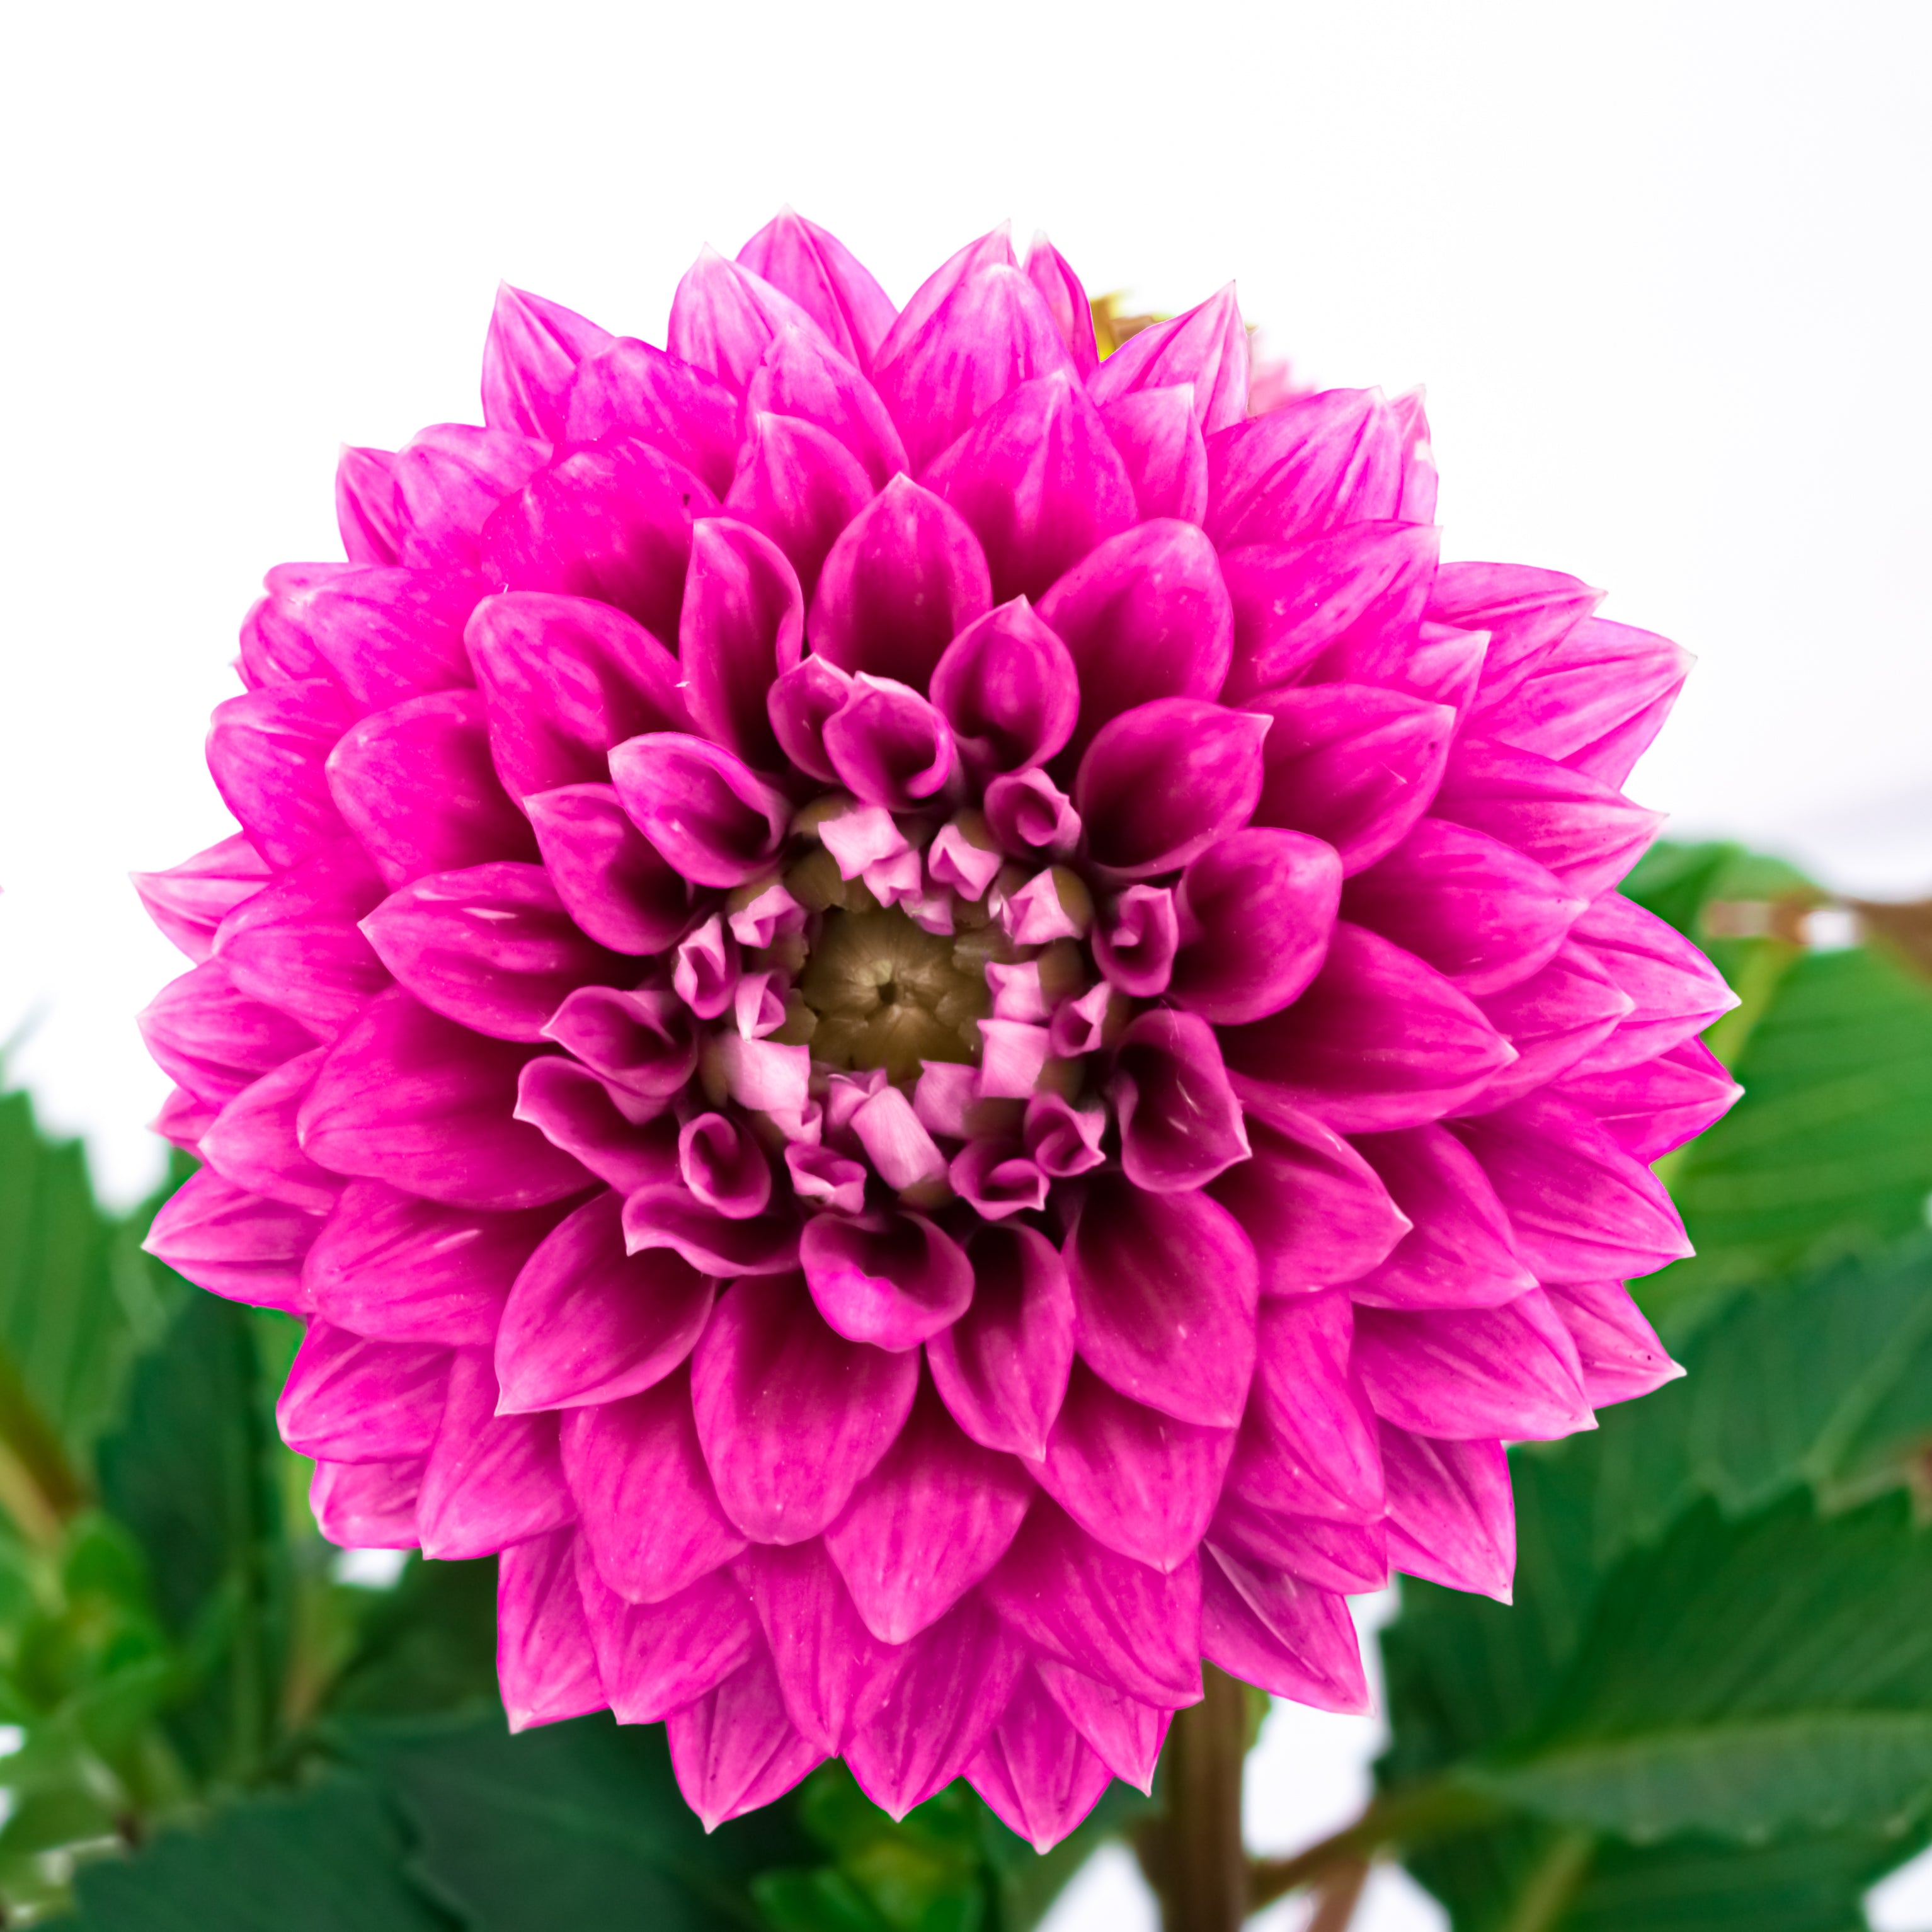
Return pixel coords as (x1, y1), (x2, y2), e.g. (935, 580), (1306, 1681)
(322, 1557), (501, 1723)
(355, 1712), (813, 1931)
(67, 1775), (457, 1931)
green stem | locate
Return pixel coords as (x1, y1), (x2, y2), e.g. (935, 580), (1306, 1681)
(1498, 1830), (1594, 1932)
(1136, 1665), (1251, 1932)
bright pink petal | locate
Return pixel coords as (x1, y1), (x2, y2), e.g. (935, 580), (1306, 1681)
(1557, 1036), (1741, 1162)
(667, 246), (841, 395)
(665, 1643), (825, 1830)
(525, 784), (691, 956)
(1543, 1280), (1684, 1405)
(966, 1669), (1114, 1853)
(1110, 1009), (1251, 1192)
(1021, 234), (1099, 378)
(1349, 1126), (1536, 1310)
(1566, 893), (1739, 1072)
(134, 833), (271, 964)
(276, 1321), (451, 1464)
(930, 597), (1080, 774)
(1205, 387), (1403, 549)
(137, 958), (319, 1107)
(1090, 284), (1250, 435)
(738, 210), (898, 370)
(1200, 1548), (1367, 1712)
(200, 1049), (340, 1213)
(480, 284), (612, 440)
(723, 412), (875, 605)
(309, 1456), (421, 1549)
(144, 1167), (319, 1314)
(607, 732), (789, 888)
(563, 336), (740, 495)
(576, 1544), (758, 1722)
(1170, 828), (1342, 1024)
(678, 518), (804, 771)
(801, 1210), (973, 1350)
(416, 1347), (573, 1559)
(1380, 1425), (1515, 1599)
(497, 1528), (607, 1730)
(206, 680), (357, 869)
(1034, 1659), (1171, 1795)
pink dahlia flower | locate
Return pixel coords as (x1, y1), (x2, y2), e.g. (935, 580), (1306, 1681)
(136, 214), (1739, 1846)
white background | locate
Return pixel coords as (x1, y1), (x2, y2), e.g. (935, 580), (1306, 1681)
(2, 4), (1929, 1926)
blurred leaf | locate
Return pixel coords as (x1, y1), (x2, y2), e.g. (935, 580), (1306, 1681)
(68, 1775), (457, 1931)
(323, 1557), (501, 1722)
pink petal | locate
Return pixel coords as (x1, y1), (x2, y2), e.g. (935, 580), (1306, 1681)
(786, 1141), (869, 1215)
(143, 1168), (319, 1314)
(801, 1210), (972, 1350)
(1200, 1548), (1368, 1712)
(1066, 1174), (1257, 1428)
(930, 597), (1080, 774)
(1036, 1361), (1233, 1571)
(133, 832), (270, 964)
(480, 284), (612, 440)
(1350, 1126), (1536, 1310)
(495, 1189), (714, 1412)
(1464, 942), (1635, 1112)
(667, 245), (841, 395)
(206, 680), (356, 868)
(137, 958), (319, 1106)
(966, 1669), (1114, 1853)
(1204, 387), (1403, 549)
(1099, 385), (1209, 525)
(1557, 1036), (1741, 1162)
(327, 690), (539, 889)
(576, 1544), (758, 1722)
(723, 412), (874, 605)
(391, 426), (552, 574)
(665, 1643), (825, 1829)
(1092, 884), (1178, 997)
(823, 675), (958, 809)
(949, 1140), (1050, 1220)
(608, 731), (789, 888)
(690, 1271), (918, 1543)
(299, 987), (593, 1209)
(1219, 922), (1516, 1132)
(876, 230), (1016, 367)
(1543, 1280), (1684, 1405)
(481, 440), (714, 644)
(561, 1361), (747, 1603)
(826, 1378), (1034, 1642)
(925, 372), (1138, 604)
(335, 446), (402, 566)
(1380, 1425), (1515, 1599)
(1208, 1104), (1408, 1295)
(544, 984), (699, 1104)
(1034, 1659), (1172, 1795)
(276, 1321), (451, 1463)
(1170, 828), (1342, 1024)
(738, 210), (898, 370)
(673, 519), (802, 774)
(768, 656), (853, 784)
(680, 1112), (774, 1220)
(983, 1501), (1203, 1706)
(622, 1180), (802, 1278)
(1566, 893), (1739, 1072)
(1110, 1009), (1251, 1192)
(497, 1528), (607, 1730)
(1247, 683), (1456, 876)
(563, 336), (740, 495)
(1037, 520), (1234, 761)
(985, 770), (1082, 863)
(929, 1225), (1075, 1459)
(1430, 561), (1603, 710)
(304, 1180), (561, 1346)
(200, 1049), (340, 1213)
(465, 590), (688, 800)
(309, 1456), (421, 1549)
(745, 324), (908, 489)
(237, 561), (352, 688)
(1074, 698), (1269, 881)
(416, 1347), (573, 1559)
(515, 1061), (681, 1194)
(525, 784), (691, 956)
(1354, 1290), (1595, 1441)
(1208, 1497), (1390, 1595)
(1091, 285), (1250, 434)
(1022, 234), (1099, 377)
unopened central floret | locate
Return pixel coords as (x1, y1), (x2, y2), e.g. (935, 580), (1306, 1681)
(797, 902), (990, 1079)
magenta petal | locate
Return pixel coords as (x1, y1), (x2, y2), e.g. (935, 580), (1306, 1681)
(143, 1168), (318, 1314)
(1092, 285), (1250, 435)
(466, 590), (688, 799)
(823, 676), (958, 809)
(237, 562), (352, 688)
(1092, 884), (1179, 997)
(1075, 699), (1269, 881)
(1220, 922), (1516, 1133)
(547, 986), (702, 1104)
(740, 1540), (910, 1754)
(983, 1500), (1203, 1705)
(876, 228), (1016, 363)
(1067, 1174), (1257, 1428)
(930, 598), (1080, 774)
(213, 843), (390, 1038)
(665, 1643), (825, 1831)
(1170, 828), (1342, 1024)
(1036, 1361), (1233, 1572)
(561, 1362), (748, 1603)
(1567, 893), (1739, 1072)
(949, 1140), (1050, 1221)
(809, 476), (993, 691)
(801, 1211), (973, 1351)
(576, 1545), (757, 1722)
(309, 1457), (421, 1549)
(723, 413), (874, 607)
(391, 426), (552, 574)
(1100, 386), (1210, 525)
(738, 211), (898, 371)
(335, 447), (403, 566)
(497, 1529), (607, 1730)
(984, 770), (1081, 863)
(206, 680), (356, 868)
(928, 1225), (1075, 1459)
(1208, 1105), (1408, 1295)
(276, 1322), (450, 1464)
(481, 285), (612, 440)
(679, 1112), (774, 1220)
(1248, 683), (1456, 876)
(137, 958), (319, 1106)
(1558, 1037), (1741, 1163)
(874, 261), (1077, 473)
(304, 1180), (559, 1347)
(516, 1061), (680, 1195)
(328, 690), (539, 889)
(1380, 1424), (1515, 1599)
(1110, 1010), (1250, 1192)
(563, 336), (740, 496)
(1350, 1126), (1536, 1310)
(1344, 820), (1587, 997)
(495, 1190), (713, 1412)
(1456, 1094), (1693, 1280)
(299, 988), (592, 1209)
(1200, 1548), (1368, 1712)
(525, 784), (690, 956)
(1466, 943), (1635, 1111)
(846, 1597), (1027, 1818)
(680, 518), (804, 770)
(1543, 1281), (1683, 1405)
(134, 833), (271, 964)
(481, 440), (714, 644)
(1431, 561), (1605, 711)
(1227, 1295), (1383, 1523)
(1219, 522), (1438, 704)
(1354, 1290), (1594, 1441)
(1432, 740), (1664, 901)
(668, 246), (841, 395)
(361, 862), (624, 1042)
(608, 732), (789, 888)
(767, 655), (853, 784)
(925, 372), (1138, 605)
(826, 1378), (1032, 1642)
(622, 1181), (802, 1279)
(200, 1049), (339, 1213)
(967, 1669), (1114, 1853)
(1037, 520), (1234, 760)
(1034, 1660), (1171, 1795)
(690, 1271), (918, 1543)
(745, 326), (908, 488)
(1022, 235), (1099, 377)
(1208, 1496), (1390, 1595)
(416, 1347), (572, 1559)
(1204, 387), (1403, 549)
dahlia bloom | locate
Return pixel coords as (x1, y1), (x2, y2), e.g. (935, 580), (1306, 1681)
(136, 214), (1738, 1846)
